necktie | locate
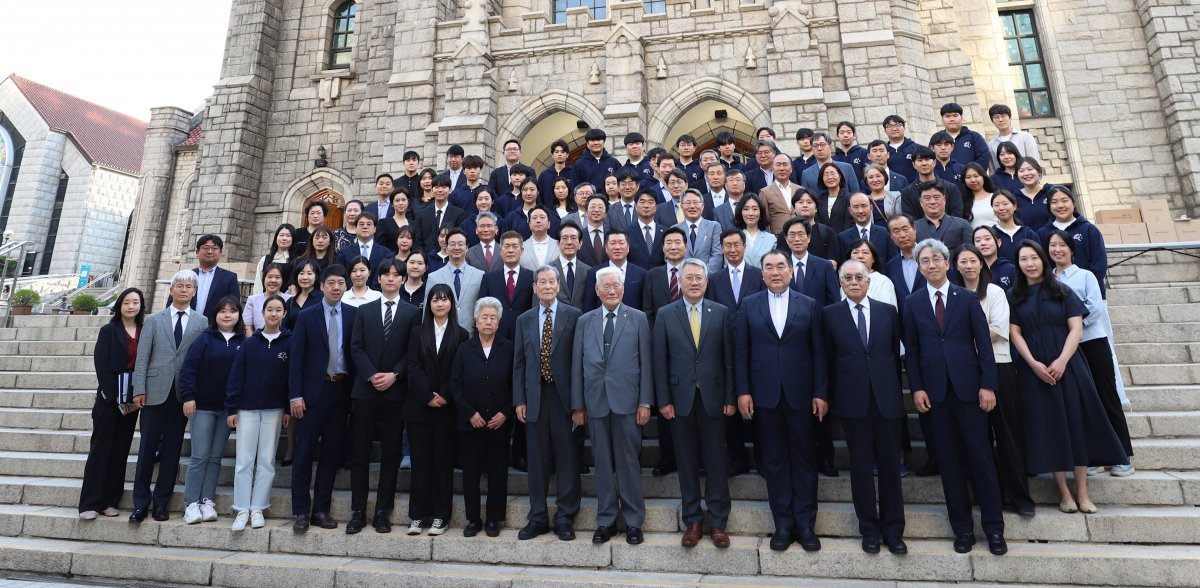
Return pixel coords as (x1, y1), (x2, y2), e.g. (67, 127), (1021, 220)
(689, 223), (698, 251)
(856, 303), (868, 348)
(566, 261), (575, 294)
(453, 268), (462, 299)
(935, 291), (946, 331)
(624, 204), (633, 227)
(361, 243), (369, 257)
(644, 225), (653, 252)
(435, 208), (443, 229)
(507, 269), (516, 300)
(539, 308), (554, 382)
(731, 268), (741, 304)
(603, 311), (615, 361)
(593, 230), (604, 263)
(669, 267), (679, 301)
(794, 260), (805, 292)
(383, 301), (394, 341)
(327, 307), (340, 376)
(484, 244), (492, 268)
(861, 227), (869, 241)
(174, 311), (185, 347)
(689, 305), (700, 348)
(675, 204), (683, 224)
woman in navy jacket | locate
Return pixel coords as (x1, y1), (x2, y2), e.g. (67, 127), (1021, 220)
(179, 295), (246, 525)
(1038, 186), (1108, 297)
(974, 226), (1018, 292)
(991, 190), (1038, 263)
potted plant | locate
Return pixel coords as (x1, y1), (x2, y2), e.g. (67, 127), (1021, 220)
(10, 289), (39, 316)
(71, 294), (99, 315)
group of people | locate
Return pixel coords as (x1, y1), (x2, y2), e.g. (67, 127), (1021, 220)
(79, 100), (1136, 557)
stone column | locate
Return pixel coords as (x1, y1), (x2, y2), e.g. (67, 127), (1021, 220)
(888, 0), (935, 137)
(601, 20), (648, 158)
(836, 0), (928, 136)
(916, 0), (984, 125)
(7, 132), (65, 250)
(765, 1), (828, 135)
(432, 3), (498, 165)
(122, 107), (193, 296)
(389, 0), (441, 167)
(954, 0), (1018, 119)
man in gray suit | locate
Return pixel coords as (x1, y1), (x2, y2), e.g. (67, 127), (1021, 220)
(465, 212), (501, 273)
(549, 222), (590, 308)
(424, 228), (484, 331)
(913, 182), (973, 256)
(676, 189), (724, 274)
(652, 259), (736, 548)
(514, 266), (583, 541)
(571, 267), (653, 545)
(130, 270), (207, 522)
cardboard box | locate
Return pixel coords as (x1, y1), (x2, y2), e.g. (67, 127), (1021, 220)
(1095, 208), (1142, 224)
(1096, 223), (1123, 245)
(1174, 219), (1200, 242)
(1146, 220), (1178, 243)
(1135, 199), (1173, 224)
(1119, 223), (1150, 244)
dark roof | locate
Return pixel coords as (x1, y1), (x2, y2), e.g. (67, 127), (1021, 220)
(6, 74), (148, 174)
(177, 123), (202, 148)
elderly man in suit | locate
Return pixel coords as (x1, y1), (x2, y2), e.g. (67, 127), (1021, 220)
(571, 267), (654, 545)
(904, 239), (1006, 556)
(169, 235), (240, 321)
(914, 182), (973, 255)
(653, 259), (736, 548)
(130, 270), (207, 523)
(424, 229), (484, 331)
(334, 212), (396, 289)
(347, 259), (421, 534)
(549, 222), (589, 308)
(581, 230), (646, 311)
(837, 193), (899, 261)
(736, 250), (828, 552)
(289, 265), (358, 534)
(677, 189), (724, 274)
(514, 266), (584, 541)
(640, 226), (690, 476)
(758, 154), (801, 234)
(823, 260), (908, 555)
(701, 161), (736, 231)
(465, 212), (502, 273)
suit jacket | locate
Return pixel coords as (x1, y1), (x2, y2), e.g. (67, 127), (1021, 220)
(815, 191), (853, 233)
(676, 218), (724, 274)
(576, 224), (610, 267)
(94, 322), (135, 402)
(642, 264), (682, 328)
(822, 299), (905, 420)
(626, 222), (666, 269)
(902, 284), (998, 404)
(519, 236), (560, 272)
(705, 265), (765, 340)
(884, 253), (925, 317)
(406, 322), (469, 424)
(423, 262), (484, 331)
(735, 289), (828, 410)
(334, 241), (396, 289)
(789, 253), (840, 308)
(606, 200), (640, 231)
(415, 204), (466, 253)
(478, 266), (535, 340)
(132, 306), (207, 405)
(654, 200), (684, 227)
(168, 267), (240, 321)
(702, 192), (736, 232)
(756, 184), (794, 234)
(350, 297), (421, 401)
(549, 257), (590, 308)
(800, 161), (862, 194)
(570, 303), (654, 417)
(366, 200), (393, 223)
(652, 299), (735, 417)
(582, 262), (646, 311)
(287, 301), (357, 405)
(465, 241), (502, 273)
(743, 165), (774, 195)
(837, 224), (899, 262)
(915, 215), (974, 256)
(512, 302), (581, 423)
(488, 164), (519, 198)
(450, 336), (515, 431)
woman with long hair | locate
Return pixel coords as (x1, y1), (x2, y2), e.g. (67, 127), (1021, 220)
(962, 163), (998, 228)
(243, 263), (292, 336)
(1039, 186), (1108, 296)
(991, 190), (1038, 262)
(415, 168), (438, 209)
(253, 224), (295, 294)
(332, 199), (364, 255)
(377, 189), (413, 250)
(973, 225), (1017, 291)
(551, 177), (577, 220)
(816, 162), (853, 232)
(990, 141), (1023, 194)
(298, 225), (335, 272)
(733, 193), (776, 267)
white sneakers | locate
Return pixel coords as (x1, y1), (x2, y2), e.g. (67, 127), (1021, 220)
(407, 520), (423, 535)
(250, 510), (266, 529)
(1110, 463), (1136, 477)
(184, 502), (203, 524)
(428, 518), (448, 535)
(231, 510), (250, 531)
(201, 498), (218, 522)
(78, 510), (99, 520)
(232, 509), (267, 531)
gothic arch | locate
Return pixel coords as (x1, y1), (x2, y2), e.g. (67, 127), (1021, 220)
(281, 167), (355, 221)
(647, 77), (772, 148)
(495, 89), (606, 154)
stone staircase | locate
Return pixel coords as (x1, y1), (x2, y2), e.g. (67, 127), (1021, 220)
(0, 283), (1199, 586)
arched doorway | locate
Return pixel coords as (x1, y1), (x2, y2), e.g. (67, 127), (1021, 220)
(662, 99), (758, 163)
(301, 188), (346, 232)
(520, 112), (591, 172)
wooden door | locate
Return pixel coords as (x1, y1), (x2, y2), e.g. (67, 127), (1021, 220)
(301, 188), (346, 231)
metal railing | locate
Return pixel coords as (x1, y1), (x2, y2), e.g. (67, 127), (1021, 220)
(40, 270), (118, 311)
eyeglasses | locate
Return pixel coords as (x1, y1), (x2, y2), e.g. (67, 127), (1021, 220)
(198, 245), (221, 252)
(885, 123), (905, 129)
(598, 284), (622, 292)
(840, 275), (869, 283)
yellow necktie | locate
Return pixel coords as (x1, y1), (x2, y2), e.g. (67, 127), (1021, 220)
(689, 305), (700, 347)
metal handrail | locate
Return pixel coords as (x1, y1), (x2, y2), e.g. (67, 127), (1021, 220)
(41, 270), (117, 308)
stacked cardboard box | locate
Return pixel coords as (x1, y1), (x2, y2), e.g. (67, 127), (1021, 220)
(1137, 200), (1177, 243)
(1094, 200), (1181, 245)
(1095, 207), (1141, 245)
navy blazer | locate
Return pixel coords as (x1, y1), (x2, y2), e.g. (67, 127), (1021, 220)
(288, 301), (357, 405)
(788, 253), (840, 308)
(822, 299), (905, 420)
(575, 225), (609, 267)
(902, 284), (998, 404)
(837, 225), (899, 263)
(170, 266), (241, 321)
(735, 289), (828, 411)
(334, 241), (396, 289)
(705, 265), (765, 337)
(581, 263), (646, 311)
(477, 266), (535, 341)
(626, 222), (666, 269)
(884, 253), (925, 317)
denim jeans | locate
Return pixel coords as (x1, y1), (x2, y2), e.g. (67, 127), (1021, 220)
(233, 409), (284, 511)
(183, 409), (231, 505)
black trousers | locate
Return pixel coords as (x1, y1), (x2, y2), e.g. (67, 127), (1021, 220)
(511, 420), (526, 464)
(992, 363), (1033, 510)
(929, 389), (1004, 537)
(1080, 338), (1133, 457)
(841, 395), (905, 540)
(461, 424), (511, 523)
(757, 399), (818, 533)
(726, 413), (759, 470)
(812, 414), (835, 466)
(526, 382), (581, 525)
(132, 391), (187, 510)
(350, 396), (404, 513)
(654, 408), (676, 468)
(407, 418), (456, 521)
(79, 395), (139, 513)
(291, 381), (349, 516)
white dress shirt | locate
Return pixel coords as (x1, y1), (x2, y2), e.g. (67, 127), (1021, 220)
(356, 239), (375, 259)
(434, 319), (448, 353)
(530, 236), (553, 267)
(194, 267), (216, 316)
(846, 296), (870, 338)
(769, 289), (789, 337)
(927, 281), (951, 314)
(609, 261), (628, 282)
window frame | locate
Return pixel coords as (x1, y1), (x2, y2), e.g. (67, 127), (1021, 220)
(328, 1), (357, 70)
(553, 0), (607, 24)
(999, 8), (1056, 118)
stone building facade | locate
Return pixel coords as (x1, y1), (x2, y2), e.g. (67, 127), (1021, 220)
(127, 0), (1200, 298)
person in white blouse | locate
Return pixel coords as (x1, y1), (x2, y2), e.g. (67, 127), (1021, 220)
(341, 257), (382, 308)
(733, 194), (776, 268)
(243, 263), (292, 336)
(253, 224), (295, 295)
(842, 240), (897, 309)
(963, 163), (999, 229)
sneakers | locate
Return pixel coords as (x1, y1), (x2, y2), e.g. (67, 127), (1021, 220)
(407, 520), (423, 535)
(1086, 466), (1106, 476)
(400, 456), (412, 470)
(250, 510), (266, 529)
(1110, 463), (1135, 477)
(78, 511), (99, 521)
(231, 510), (249, 532)
(200, 498), (218, 522)
(184, 502), (203, 524)
(102, 507), (120, 517)
(428, 518), (449, 535)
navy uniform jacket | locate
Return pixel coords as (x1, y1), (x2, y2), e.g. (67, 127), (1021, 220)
(949, 126), (991, 170)
(900, 178), (964, 219)
(537, 165), (578, 208)
(822, 298), (905, 420)
(934, 160), (965, 185)
(887, 138), (920, 182)
(902, 284), (998, 403)
(623, 158), (654, 182)
(834, 145), (870, 184)
(574, 150), (621, 191)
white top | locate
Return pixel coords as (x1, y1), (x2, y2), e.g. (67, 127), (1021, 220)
(846, 296), (870, 337)
(379, 295), (400, 322)
(252, 252), (291, 295)
(841, 271), (897, 309)
(342, 288), (382, 307)
(262, 331), (281, 342)
(434, 319), (448, 352)
(971, 195), (999, 228)
(768, 290), (789, 337)
(529, 237), (554, 267)
(1055, 264), (1111, 343)
(978, 283), (1011, 363)
(243, 292), (293, 331)
(926, 281), (951, 313)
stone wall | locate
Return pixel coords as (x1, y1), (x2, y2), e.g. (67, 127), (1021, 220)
(62, 167), (140, 275)
(41, 147), (94, 275)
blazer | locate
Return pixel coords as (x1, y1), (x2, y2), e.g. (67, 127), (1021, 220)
(915, 215), (974, 256)
(424, 262), (485, 331)
(676, 218), (724, 274)
(734, 289), (828, 411)
(702, 192), (736, 231)
(837, 224), (899, 262)
(570, 303), (654, 417)
(365, 200), (393, 224)
(94, 322), (138, 402)
(884, 253), (926, 316)
(606, 200), (640, 231)
(450, 336), (515, 431)
(756, 184), (795, 234)
(415, 204), (466, 253)
(789, 253), (840, 308)
(519, 236), (561, 272)
(350, 297), (421, 401)
(168, 266), (241, 321)
(512, 302), (581, 423)
(549, 257), (590, 308)
(334, 241), (396, 289)
(406, 322), (469, 424)
(377, 217), (413, 252)
(287, 302), (357, 405)
(822, 299), (905, 420)
(132, 306), (207, 406)
(488, 165), (519, 198)
(478, 266), (535, 340)
(642, 264), (682, 328)
(743, 165), (774, 195)
(902, 284), (998, 404)
(654, 200), (684, 227)
(800, 161), (862, 195)
(815, 191), (853, 233)
(581, 262), (646, 311)
(576, 224), (610, 267)
(705, 264), (765, 335)
(652, 299), (735, 417)
(465, 241), (502, 273)
(626, 222), (666, 269)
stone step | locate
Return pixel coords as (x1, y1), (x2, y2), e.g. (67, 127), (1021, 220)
(1116, 342), (1200, 365)
(0, 356), (94, 372)
(0, 390), (95, 409)
(1126, 385), (1200, 411)
(1107, 322), (1200, 344)
(0, 327), (101, 342)
(0, 341), (96, 357)
(7, 315), (109, 328)
(1106, 284), (1200, 307)
(1, 521), (1198, 586)
(1110, 303), (1200, 325)
(0, 408), (91, 430)
(0, 372), (96, 391)
(1123, 363), (1200, 387)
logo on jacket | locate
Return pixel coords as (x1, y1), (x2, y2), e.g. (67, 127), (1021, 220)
(1000, 276), (1012, 286)
(964, 141), (972, 148)
(277, 352), (288, 361)
(1073, 233), (1084, 242)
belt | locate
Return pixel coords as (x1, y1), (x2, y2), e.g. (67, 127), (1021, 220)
(325, 374), (349, 382)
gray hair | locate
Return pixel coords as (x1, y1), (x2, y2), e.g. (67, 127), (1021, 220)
(595, 266), (622, 284)
(574, 183), (596, 197)
(474, 296), (504, 318)
(171, 270), (198, 287)
(811, 131), (833, 146)
(864, 163), (888, 180)
(680, 258), (709, 274)
(534, 264), (559, 282)
(754, 139), (778, 155)
(913, 238), (950, 263)
(475, 211), (498, 224)
(839, 259), (871, 278)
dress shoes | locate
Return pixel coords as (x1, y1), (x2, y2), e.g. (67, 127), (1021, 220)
(796, 527), (821, 552)
(579, 464), (591, 475)
(885, 536), (909, 555)
(710, 527), (730, 549)
(625, 526), (644, 545)
(345, 511), (366, 535)
(592, 525), (614, 544)
(862, 536), (881, 554)
(373, 511), (392, 533)
(514, 457), (528, 473)
(152, 507), (170, 522)
(987, 532), (1008, 555)
(727, 463), (750, 477)
(554, 521), (576, 541)
(953, 532), (976, 553)
(681, 522), (703, 547)
(518, 522), (549, 540)
(293, 515), (310, 535)
(485, 520), (501, 537)
(463, 521), (482, 537)
(818, 461), (839, 478)
(1016, 505), (1037, 518)
(311, 512), (338, 530)
(129, 507), (149, 523)
(769, 527), (793, 551)
(915, 460), (940, 477)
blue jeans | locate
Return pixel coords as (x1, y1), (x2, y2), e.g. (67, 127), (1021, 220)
(233, 409), (284, 511)
(183, 409), (231, 505)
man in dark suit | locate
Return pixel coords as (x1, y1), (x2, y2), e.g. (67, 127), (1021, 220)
(581, 230), (646, 311)
(478, 231), (535, 341)
(640, 227), (689, 476)
(513, 266), (584, 541)
(549, 222), (590, 308)
(576, 195), (611, 267)
(170, 234), (240, 321)
(288, 265), (357, 534)
(367, 173), (395, 221)
(334, 212), (396, 289)
(464, 212), (502, 273)
(823, 260), (908, 555)
(743, 139), (777, 195)
(441, 144), (467, 191)
(626, 189), (666, 269)
(415, 175), (466, 253)
(736, 250), (828, 552)
(914, 181), (974, 256)
(903, 239), (1006, 556)
(706, 229), (765, 477)
(653, 259), (736, 549)
(605, 169), (641, 231)
(837, 193), (898, 261)
(489, 139), (524, 197)
(347, 259), (420, 534)
(653, 170), (688, 227)
(701, 162), (735, 231)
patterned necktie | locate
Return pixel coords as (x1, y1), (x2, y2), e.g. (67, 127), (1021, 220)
(731, 268), (741, 304)
(856, 303), (868, 348)
(453, 268), (462, 299)
(507, 269), (516, 300)
(935, 291), (946, 331)
(861, 227), (869, 241)
(539, 308), (554, 382)
(383, 301), (394, 342)
(603, 311), (616, 361)
(361, 243), (369, 257)
(794, 260), (805, 291)
(174, 311), (185, 347)
(644, 225), (653, 253)
(327, 307), (340, 376)
(689, 304), (700, 348)
(484, 244), (492, 269)
(689, 223), (698, 251)
(669, 267), (679, 301)
(566, 261), (575, 294)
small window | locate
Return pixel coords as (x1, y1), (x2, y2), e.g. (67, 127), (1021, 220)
(1000, 10), (1054, 118)
(329, 1), (356, 69)
(554, 0), (606, 23)
(643, 0), (665, 14)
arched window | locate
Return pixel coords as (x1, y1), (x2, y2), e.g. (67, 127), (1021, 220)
(329, 1), (357, 69)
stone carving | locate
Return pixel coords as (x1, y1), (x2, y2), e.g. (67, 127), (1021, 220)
(656, 57), (668, 79)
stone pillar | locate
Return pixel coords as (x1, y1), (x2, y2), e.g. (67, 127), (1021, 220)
(1137, 0), (1200, 215)
(433, 2), (498, 165)
(765, 1), (828, 135)
(836, 0), (925, 137)
(602, 20), (648, 158)
(917, 0), (984, 125)
(389, 0), (441, 168)
(122, 107), (193, 296)
(188, 0), (283, 263)
(955, 0), (1018, 122)
(8, 132), (65, 250)
(888, 0), (935, 137)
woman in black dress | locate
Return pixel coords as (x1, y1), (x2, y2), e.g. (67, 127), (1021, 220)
(1008, 240), (1127, 514)
(397, 250), (427, 311)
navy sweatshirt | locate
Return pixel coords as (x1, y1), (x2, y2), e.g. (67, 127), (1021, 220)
(179, 328), (246, 412)
(1038, 215), (1108, 293)
(225, 330), (292, 416)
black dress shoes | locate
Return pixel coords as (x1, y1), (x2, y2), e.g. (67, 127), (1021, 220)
(652, 463), (677, 476)
(592, 525), (614, 544)
(345, 511), (366, 534)
(862, 536), (881, 554)
(293, 514), (310, 535)
(953, 532), (976, 553)
(915, 460), (940, 477)
(796, 527), (821, 552)
(625, 526), (643, 545)
(463, 521), (482, 537)
(885, 536), (909, 555)
(579, 464), (591, 475)
(987, 532), (1008, 555)
(769, 527), (793, 551)
(373, 511), (392, 533)
(514, 457), (528, 473)
(554, 521), (576, 541)
(152, 507), (170, 522)
(518, 522), (549, 540)
(129, 507), (148, 523)
(1016, 505), (1037, 518)
(311, 512), (338, 529)
(818, 461), (839, 478)
(485, 520), (501, 537)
